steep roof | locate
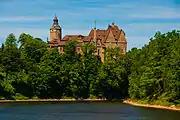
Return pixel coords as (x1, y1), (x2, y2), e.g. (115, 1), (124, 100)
(62, 35), (90, 42)
(88, 29), (107, 42)
(48, 39), (59, 44)
(105, 24), (122, 40)
(88, 23), (126, 44)
(51, 16), (61, 30)
(49, 23), (126, 47)
(58, 41), (67, 46)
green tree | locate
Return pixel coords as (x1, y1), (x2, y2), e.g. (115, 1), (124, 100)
(12, 33), (47, 98)
(60, 40), (83, 98)
(128, 30), (180, 104)
(5, 33), (17, 47)
(97, 47), (129, 99)
(81, 43), (101, 98)
(35, 48), (63, 98)
(0, 34), (20, 99)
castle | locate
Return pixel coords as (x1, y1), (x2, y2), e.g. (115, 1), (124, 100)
(48, 16), (127, 61)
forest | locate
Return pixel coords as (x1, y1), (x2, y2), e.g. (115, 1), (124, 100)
(0, 30), (180, 106)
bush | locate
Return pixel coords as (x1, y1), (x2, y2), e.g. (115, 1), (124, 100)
(152, 100), (174, 106)
(32, 96), (39, 100)
(0, 96), (6, 100)
(13, 93), (29, 100)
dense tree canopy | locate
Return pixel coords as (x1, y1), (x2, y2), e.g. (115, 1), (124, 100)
(0, 30), (179, 105)
(128, 30), (180, 105)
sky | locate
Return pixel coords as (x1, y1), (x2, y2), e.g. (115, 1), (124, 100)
(0, 0), (180, 50)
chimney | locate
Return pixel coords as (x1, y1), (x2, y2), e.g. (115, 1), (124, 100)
(93, 20), (97, 44)
(93, 27), (96, 43)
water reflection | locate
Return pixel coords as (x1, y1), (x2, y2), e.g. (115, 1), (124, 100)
(0, 102), (179, 120)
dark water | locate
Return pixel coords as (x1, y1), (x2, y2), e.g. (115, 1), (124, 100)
(0, 102), (180, 120)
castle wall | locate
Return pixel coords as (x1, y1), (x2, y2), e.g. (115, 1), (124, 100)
(48, 16), (127, 62)
(118, 31), (127, 53)
(50, 29), (61, 41)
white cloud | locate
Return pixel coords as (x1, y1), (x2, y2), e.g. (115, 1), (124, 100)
(64, 29), (89, 36)
(121, 22), (180, 39)
(0, 27), (90, 43)
(0, 16), (50, 22)
(78, 2), (180, 20)
(128, 5), (180, 19)
(123, 23), (180, 49)
(0, 28), (48, 40)
(126, 36), (150, 50)
(129, 12), (180, 19)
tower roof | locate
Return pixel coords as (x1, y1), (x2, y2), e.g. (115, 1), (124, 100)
(51, 15), (61, 30)
(54, 15), (58, 21)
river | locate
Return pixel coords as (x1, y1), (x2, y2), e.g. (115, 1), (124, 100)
(0, 102), (179, 120)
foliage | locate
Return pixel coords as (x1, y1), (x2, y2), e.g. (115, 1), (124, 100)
(0, 30), (179, 105)
(96, 47), (129, 99)
(13, 93), (29, 100)
(128, 30), (180, 104)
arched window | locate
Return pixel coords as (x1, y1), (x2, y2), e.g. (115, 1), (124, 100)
(77, 47), (80, 53)
(60, 47), (63, 52)
(97, 48), (100, 56)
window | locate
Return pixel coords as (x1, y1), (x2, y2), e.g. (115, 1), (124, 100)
(77, 47), (80, 52)
(60, 47), (63, 52)
(97, 48), (100, 56)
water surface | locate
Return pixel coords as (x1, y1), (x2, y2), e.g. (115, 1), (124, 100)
(0, 102), (179, 120)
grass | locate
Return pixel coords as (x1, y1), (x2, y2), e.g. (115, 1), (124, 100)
(0, 96), (6, 100)
(12, 93), (29, 100)
(127, 98), (177, 107)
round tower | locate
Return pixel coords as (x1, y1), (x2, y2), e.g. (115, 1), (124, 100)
(50, 15), (62, 42)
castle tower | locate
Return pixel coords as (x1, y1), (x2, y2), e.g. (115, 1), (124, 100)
(50, 15), (62, 42)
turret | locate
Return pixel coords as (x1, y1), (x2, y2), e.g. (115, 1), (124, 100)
(50, 15), (62, 42)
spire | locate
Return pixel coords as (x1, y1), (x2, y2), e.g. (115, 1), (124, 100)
(54, 14), (58, 21)
(53, 15), (58, 25)
(94, 20), (96, 29)
(52, 15), (61, 30)
(93, 20), (97, 44)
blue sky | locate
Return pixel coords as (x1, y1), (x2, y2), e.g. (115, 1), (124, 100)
(0, 0), (180, 50)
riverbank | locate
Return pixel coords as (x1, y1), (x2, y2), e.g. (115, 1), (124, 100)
(0, 98), (107, 103)
(1, 98), (180, 111)
(123, 100), (180, 111)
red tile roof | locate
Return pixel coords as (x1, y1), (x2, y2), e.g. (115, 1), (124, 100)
(48, 39), (60, 44)
(88, 24), (125, 44)
(62, 35), (89, 41)
(49, 23), (126, 47)
(58, 41), (67, 46)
